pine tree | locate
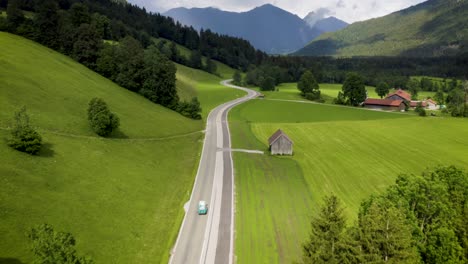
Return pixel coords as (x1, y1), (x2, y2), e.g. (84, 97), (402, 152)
(8, 107), (42, 155)
(358, 197), (419, 263)
(302, 195), (357, 264)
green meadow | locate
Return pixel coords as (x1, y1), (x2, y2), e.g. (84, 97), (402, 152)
(154, 37), (235, 80)
(0, 32), (240, 263)
(230, 98), (468, 264)
(257, 83), (436, 104)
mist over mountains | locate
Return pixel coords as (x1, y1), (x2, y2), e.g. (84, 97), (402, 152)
(164, 4), (348, 54)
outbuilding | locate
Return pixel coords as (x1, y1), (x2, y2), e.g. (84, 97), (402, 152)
(268, 129), (293, 155)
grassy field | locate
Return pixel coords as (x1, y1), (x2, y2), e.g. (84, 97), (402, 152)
(230, 98), (468, 263)
(176, 63), (244, 118)
(255, 83), (436, 104)
(0, 32), (240, 263)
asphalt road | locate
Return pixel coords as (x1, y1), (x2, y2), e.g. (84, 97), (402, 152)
(170, 80), (257, 264)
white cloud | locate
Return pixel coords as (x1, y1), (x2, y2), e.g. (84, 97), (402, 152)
(127, 0), (428, 23)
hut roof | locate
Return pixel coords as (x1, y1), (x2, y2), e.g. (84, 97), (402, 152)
(268, 129), (293, 146)
(364, 98), (404, 107)
(410, 101), (428, 107)
(386, 89), (412, 101)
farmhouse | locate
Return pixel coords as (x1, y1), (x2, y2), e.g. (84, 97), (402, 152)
(386, 89), (412, 101)
(364, 98), (406, 111)
(426, 99), (438, 110)
(268, 129), (293, 155)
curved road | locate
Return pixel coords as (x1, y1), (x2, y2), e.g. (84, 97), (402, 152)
(169, 80), (257, 264)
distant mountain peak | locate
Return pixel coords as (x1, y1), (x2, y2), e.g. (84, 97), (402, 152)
(164, 5), (322, 54)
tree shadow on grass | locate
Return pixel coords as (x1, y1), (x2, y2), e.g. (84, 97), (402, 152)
(0, 258), (26, 264)
(109, 129), (128, 139)
(37, 143), (55, 157)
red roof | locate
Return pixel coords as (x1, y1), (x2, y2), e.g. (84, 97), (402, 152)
(410, 101), (427, 107)
(364, 98), (404, 107)
(268, 129), (293, 146)
(426, 99), (437, 105)
(386, 89), (412, 101)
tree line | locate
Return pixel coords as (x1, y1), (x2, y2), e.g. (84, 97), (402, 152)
(240, 56), (468, 93)
(300, 166), (468, 264)
(1, 0), (202, 119)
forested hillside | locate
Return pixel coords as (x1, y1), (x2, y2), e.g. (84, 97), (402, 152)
(296, 0), (468, 57)
(0, 0), (266, 70)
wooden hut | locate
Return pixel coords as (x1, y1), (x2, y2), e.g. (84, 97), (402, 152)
(268, 129), (293, 155)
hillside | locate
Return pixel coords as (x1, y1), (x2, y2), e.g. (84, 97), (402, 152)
(0, 32), (241, 263)
(295, 0), (468, 57)
(164, 4), (322, 54)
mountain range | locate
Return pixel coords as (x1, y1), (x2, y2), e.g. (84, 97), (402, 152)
(295, 0), (468, 57)
(164, 4), (348, 54)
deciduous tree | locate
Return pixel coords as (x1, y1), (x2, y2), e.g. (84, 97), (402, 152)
(87, 98), (120, 137)
(29, 224), (93, 264)
(342, 73), (366, 106)
(375, 81), (390, 98)
(297, 70), (320, 100)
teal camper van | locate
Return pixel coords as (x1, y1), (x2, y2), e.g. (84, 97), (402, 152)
(198, 200), (208, 215)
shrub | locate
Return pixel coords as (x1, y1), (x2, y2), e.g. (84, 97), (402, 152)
(333, 91), (346, 105)
(7, 107), (42, 155)
(177, 97), (202, 120)
(87, 98), (120, 137)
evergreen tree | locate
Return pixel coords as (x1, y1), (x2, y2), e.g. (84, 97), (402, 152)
(375, 81), (390, 98)
(204, 57), (217, 74)
(297, 70), (320, 100)
(189, 50), (202, 69)
(342, 73), (366, 106)
(232, 71), (242, 86)
(33, 0), (60, 49)
(7, 107), (42, 155)
(6, 0), (24, 30)
(358, 198), (419, 263)
(302, 195), (358, 264)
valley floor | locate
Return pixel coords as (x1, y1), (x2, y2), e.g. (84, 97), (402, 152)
(230, 97), (468, 263)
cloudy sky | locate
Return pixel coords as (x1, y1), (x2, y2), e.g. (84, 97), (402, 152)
(127, 0), (427, 23)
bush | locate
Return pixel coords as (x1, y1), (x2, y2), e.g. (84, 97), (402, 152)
(333, 91), (346, 105)
(87, 98), (120, 137)
(304, 91), (321, 101)
(177, 97), (202, 120)
(7, 107), (42, 155)
(418, 108), (427, 116)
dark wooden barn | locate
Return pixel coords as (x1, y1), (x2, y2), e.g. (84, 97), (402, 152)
(268, 129), (293, 155)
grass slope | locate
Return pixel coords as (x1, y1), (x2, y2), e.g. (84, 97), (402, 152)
(296, 0), (468, 57)
(230, 98), (468, 263)
(154, 37), (235, 79)
(0, 32), (240, 263)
